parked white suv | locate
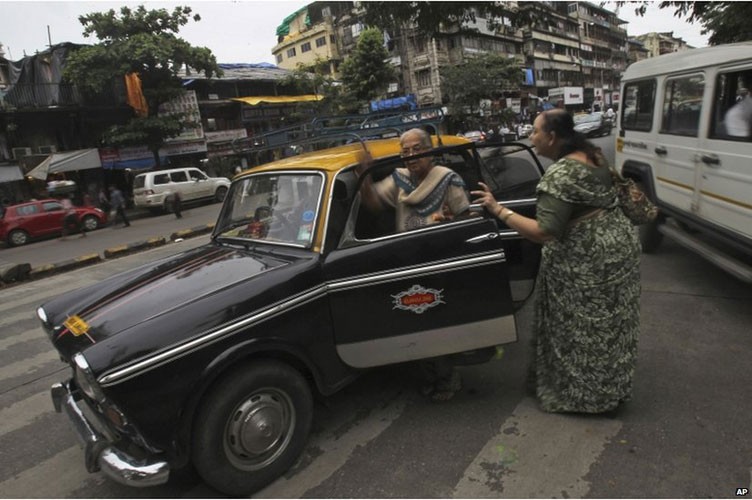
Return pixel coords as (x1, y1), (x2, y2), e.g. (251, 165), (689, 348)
(133, 167), (230, 212)
(615, 42), (752, 283)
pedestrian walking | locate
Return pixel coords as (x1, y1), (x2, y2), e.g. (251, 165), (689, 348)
(108, 185), (130, 227)
(172, 191), (182, 218)
(59, 196), (85, 239)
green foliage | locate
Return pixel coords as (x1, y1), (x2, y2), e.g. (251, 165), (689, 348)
(629, 2), (752, 45)
(62, 5), (221, 164)
(361, 2), (513, 36)
(441, 52), (521, 116)
(339, 28), (395, 104)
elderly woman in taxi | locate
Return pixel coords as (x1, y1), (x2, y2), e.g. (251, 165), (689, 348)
(472, 109), (642, 414)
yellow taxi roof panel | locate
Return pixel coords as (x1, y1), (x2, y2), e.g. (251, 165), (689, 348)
(242, 135), (470, 175)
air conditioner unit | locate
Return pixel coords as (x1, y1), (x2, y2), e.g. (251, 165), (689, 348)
(37, 145), (58, 155)
(12, 147), (32, 159)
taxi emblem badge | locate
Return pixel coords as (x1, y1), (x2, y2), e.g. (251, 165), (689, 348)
(392, 285), (444, 314)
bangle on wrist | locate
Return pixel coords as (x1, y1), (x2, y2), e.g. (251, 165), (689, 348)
(501, 208), (515, 222)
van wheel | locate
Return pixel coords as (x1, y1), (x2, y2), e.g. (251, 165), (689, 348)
(192, 361), (313, 496)
(215, 186), (228, 203)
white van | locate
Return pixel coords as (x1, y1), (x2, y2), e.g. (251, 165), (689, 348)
(133, 167), (230, 212)
(615, 42), (752, 283)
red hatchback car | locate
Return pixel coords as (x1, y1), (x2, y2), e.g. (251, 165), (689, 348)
(0, 199), (107, 246)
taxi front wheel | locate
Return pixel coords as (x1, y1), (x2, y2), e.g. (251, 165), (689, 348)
(191, 361), (313, 496)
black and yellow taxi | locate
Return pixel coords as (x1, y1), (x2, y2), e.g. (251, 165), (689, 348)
(38, 133), (544, 495)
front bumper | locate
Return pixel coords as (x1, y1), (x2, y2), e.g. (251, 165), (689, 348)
(51, 381), (169, 487)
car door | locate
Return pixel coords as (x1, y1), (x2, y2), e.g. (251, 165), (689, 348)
(323, 145), (541, 369)
(187, 169), (212, 199)
(168, 170), (192, 201)
(40, 201), (66, 234)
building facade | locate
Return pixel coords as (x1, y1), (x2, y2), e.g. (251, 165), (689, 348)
(634, 31), (694, 58)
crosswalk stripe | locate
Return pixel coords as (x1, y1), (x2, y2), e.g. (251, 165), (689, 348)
(0, 310), (38, 329)
(0, 328), (47, 351)
(0, 278), (97, 312)
(0, 391), (53, 436)
(253, 396), (408, 498)
(0, 446), (105, 497)
(452, 397), (621, 499)
(0, 350), (62, 382)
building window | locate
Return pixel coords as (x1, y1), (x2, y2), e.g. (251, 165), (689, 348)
(351, 23), (364, 38)
(330, 34), (337, 44)
(301, 42), (311, 53)
(276, 53), (283, 63)
(316, 36), (327, 47)
(417, 69), (431, 87)
(321, 6), (331, 17)
(287, 47), (296, 58)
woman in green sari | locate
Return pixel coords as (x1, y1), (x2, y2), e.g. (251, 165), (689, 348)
(472, 109), (641, 413)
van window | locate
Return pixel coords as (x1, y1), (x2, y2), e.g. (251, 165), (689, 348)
(170, 171), (188, 182)
(154, 174), (170, 185)
(622, 80), (656, 132)
(661, 74), (705, 137)
(711, 69), (752, 141)
(134, 176), (145, 189)
(188, 169), (207, 181)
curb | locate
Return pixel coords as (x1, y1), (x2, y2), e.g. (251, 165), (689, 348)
(103, 237), (167, 259)
(170, 223), (215, 241)
(28, 254), (102, 280)
(2, 222), (216, 287)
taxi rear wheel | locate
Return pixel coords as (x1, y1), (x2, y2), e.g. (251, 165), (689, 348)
(192, 361), (313, 496)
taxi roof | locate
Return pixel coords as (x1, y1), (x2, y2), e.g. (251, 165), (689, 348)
(239, 134), (470, 176)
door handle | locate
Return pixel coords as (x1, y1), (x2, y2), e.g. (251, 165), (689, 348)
(700, 153), (720, 166)
(465, 232), (499, 244)
(655, 146), (667, 156)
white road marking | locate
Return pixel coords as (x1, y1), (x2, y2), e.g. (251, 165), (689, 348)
(453, 397), (622, 498)
(0, 328), (47, 351)
(0, 350), (61, 381)
(252, 397), (407, 498)
(0, 390), (54, 436)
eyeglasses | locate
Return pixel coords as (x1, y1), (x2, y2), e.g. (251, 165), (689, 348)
(400, 145), (427, 156)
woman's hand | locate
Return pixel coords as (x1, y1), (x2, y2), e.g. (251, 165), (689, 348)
(470, 182), (501, 217)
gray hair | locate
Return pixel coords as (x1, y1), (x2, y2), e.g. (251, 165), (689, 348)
(400, 128), (432, 149)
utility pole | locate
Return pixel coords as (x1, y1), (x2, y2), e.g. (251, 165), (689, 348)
(47, 25), (52, 48)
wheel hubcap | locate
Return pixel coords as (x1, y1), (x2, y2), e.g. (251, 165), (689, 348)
(224, 389), (295, 470)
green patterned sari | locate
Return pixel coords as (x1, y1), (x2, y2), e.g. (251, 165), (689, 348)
(533, 158), (642, 413)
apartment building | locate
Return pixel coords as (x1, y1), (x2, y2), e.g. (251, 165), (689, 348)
(633, 31), (693, 57)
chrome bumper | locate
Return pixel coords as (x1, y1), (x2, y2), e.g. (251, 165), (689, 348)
(51, 381), (169, 487)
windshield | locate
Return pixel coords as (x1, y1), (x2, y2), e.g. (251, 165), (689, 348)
(215, 172), (324, 247)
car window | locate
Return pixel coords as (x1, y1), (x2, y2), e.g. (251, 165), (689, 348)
(660, 74), (705, 137)
(215, 172), (324, 247)
(170, 171), (188, 182)
(15, 204), (39, 216)
(188, 169), (207, 181)
(42, 202), (63, 212)
(134, 176), (146, 188)
(153, 174), (170, 185)
(710, 68), (752, 141)
(622, 79), (656, 132)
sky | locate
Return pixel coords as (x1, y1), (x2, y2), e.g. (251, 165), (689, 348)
(0, 1), (709, 64)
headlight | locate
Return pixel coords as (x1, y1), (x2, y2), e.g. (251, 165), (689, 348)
(36, 306), (47, 324)
(73, 353), (106, 403)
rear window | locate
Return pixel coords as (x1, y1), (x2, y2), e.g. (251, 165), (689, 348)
(622, 79), (656, 132)
(134, 176), (146, 189)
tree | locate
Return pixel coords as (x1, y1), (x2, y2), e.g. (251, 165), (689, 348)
(630, 2), (752, 45)
(361, 2), (514, 37)
(63, 5), (221, 166)
(339, 28), (395, 106)
(441, 52), (522, 125)
(281, 58), (358, 117)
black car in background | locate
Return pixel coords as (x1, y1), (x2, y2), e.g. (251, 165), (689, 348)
(573, 111), (613, 137)
(39, 135), (545, 496)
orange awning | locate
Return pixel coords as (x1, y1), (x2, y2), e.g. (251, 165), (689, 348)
(231, 95), (323, 106)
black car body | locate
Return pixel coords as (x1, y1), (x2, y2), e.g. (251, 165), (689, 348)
(39, 135), (544, 495)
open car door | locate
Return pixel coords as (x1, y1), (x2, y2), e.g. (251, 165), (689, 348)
(323, 142), (544, 369)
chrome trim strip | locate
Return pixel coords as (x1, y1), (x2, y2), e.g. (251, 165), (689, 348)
(99, 251), (506, 386)
(328, 251), (505, 291)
